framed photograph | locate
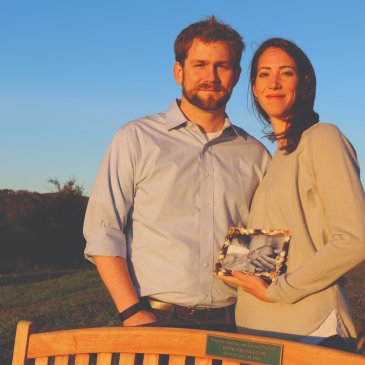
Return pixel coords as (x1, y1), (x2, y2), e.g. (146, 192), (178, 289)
(214, 226), (291, 283)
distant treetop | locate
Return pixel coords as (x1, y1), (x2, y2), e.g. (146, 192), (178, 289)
(48, 177), (85, 196)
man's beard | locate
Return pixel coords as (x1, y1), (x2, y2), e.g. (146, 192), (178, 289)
(182, 82), (232, 111)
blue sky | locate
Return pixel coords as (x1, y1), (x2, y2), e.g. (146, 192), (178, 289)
(1, 0), (364, 194)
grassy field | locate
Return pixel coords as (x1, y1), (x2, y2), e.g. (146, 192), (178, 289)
(0, 269), (118, 364)
(344, 261), (365, 337)
(1, 263), (365, 364)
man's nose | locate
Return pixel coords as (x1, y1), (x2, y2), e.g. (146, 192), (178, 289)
(204, 66), (219, 82)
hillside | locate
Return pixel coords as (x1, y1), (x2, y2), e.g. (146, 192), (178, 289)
(0, 188), (88, 273)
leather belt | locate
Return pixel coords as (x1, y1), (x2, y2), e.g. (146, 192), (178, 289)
(143, 297), (234, 322)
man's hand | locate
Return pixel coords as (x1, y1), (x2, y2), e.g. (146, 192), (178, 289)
(122, 310), (158, 326)
(218, 271), (272, 302)
(251, 253), (277, 272)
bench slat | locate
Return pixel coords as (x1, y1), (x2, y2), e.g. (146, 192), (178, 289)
(119, 353), (135, 365)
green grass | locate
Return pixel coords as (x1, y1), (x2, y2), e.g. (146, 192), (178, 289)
(1, 263), (365, 364)
(0, 269), (117, 365)
(343, 261), (365, 336)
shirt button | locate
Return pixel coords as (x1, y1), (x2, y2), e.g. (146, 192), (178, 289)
(204, 171), (209, 177)
(204, 201), (209, 207)
(203, 262), (209, 268)
(205, 231), (209, 237)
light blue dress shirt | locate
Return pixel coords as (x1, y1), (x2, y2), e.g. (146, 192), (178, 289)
(84, 100), (270, 307)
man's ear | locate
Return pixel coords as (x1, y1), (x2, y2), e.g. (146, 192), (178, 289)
(233, 66), (241, 87)
(173, 62), (183, 85)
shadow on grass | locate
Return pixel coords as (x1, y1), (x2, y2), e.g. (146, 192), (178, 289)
(0, 270), (82, 286)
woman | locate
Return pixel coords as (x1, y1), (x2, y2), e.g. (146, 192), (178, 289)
(220, 38), (365, 351)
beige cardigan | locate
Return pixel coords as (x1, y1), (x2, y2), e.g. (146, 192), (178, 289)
(235, 123), (365, 340)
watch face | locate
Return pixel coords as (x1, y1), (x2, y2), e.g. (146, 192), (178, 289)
(214, 226), (291, 283)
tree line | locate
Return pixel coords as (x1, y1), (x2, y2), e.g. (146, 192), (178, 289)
(0, 179), (90, 273)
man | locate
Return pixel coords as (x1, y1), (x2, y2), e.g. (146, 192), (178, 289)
(84, 16), (270, 331)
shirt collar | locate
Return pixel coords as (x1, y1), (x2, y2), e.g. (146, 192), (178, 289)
(165, 99), (248, 141)
(228, 120), (248, 140)
(165, 100), (188, 130)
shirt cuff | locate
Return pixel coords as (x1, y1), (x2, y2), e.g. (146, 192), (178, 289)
(266, 273), (307, 304)
(84, 227), (127, 263)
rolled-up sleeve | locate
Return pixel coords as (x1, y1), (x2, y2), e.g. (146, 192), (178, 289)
(84, 227), (127, 261)
(83, 127), (137, 263)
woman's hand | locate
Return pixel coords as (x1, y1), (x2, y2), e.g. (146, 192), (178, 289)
(218, 271), (272, 302)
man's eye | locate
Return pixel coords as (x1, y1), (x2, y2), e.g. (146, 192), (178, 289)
(194, 64), (204, 68)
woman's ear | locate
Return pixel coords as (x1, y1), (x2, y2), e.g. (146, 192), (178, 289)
(252, 83), (258, 99)
(300, 75), (310, 99)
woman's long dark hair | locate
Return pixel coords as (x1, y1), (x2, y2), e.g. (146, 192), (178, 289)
(250, 38), (319, 153)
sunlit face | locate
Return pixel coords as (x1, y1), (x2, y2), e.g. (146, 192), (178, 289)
(253, 47), (300, 124)
(174, 39), (240, 111)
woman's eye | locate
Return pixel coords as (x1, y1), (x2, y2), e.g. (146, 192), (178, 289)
(282, 70), (295, 77)
(257, 72), (269, 78)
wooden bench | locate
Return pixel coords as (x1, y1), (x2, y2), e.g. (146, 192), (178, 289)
(12, 321), (365, 365)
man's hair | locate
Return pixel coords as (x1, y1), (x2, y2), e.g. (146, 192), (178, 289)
(174, 16), (245, 68)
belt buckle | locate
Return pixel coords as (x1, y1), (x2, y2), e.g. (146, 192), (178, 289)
(187, 306), (196, 319)
(187, 306), (212, 321)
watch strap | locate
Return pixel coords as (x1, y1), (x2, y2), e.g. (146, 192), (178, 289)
(118, 301), (147, 322)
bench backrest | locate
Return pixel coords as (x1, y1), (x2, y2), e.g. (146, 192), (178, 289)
(12, 321), (365, 365)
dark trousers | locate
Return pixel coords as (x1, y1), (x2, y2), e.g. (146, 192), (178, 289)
(142, 306), (236, 333)
(318, 335), (355, 353)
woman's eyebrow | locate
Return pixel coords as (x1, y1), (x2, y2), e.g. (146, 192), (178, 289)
(257, 65), (297, 71)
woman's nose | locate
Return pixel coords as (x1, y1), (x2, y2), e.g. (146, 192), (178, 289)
(269, 75), (281, 89)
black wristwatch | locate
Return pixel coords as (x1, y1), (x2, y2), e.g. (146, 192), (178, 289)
(118, 301), (148, 322)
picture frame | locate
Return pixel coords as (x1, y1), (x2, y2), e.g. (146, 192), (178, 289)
(214, 226), (291, 283)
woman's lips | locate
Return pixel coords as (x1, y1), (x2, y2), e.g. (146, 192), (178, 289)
(266, 94), (285, 99)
